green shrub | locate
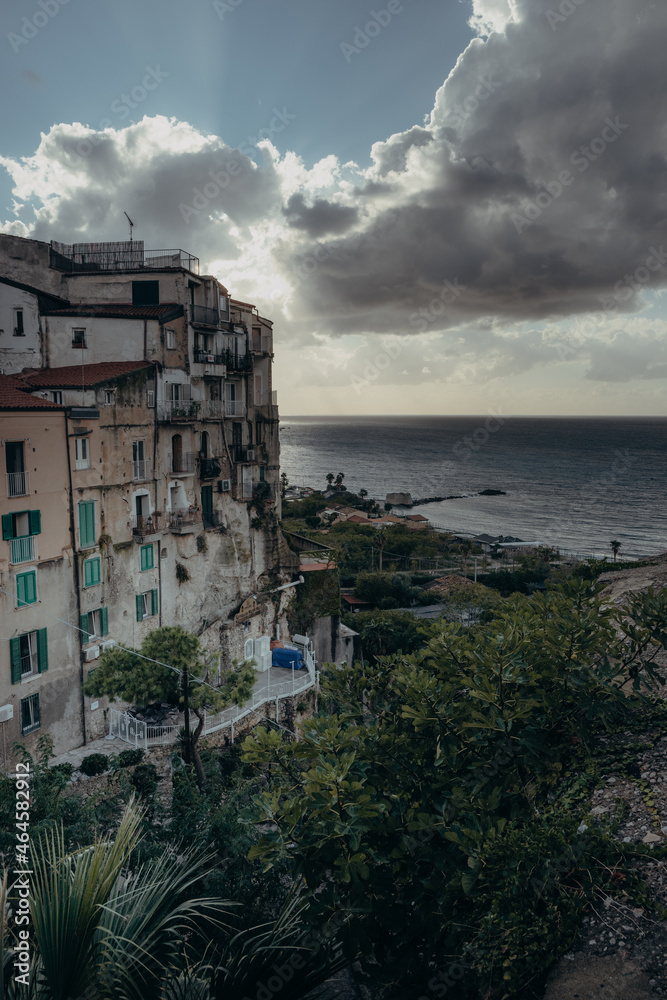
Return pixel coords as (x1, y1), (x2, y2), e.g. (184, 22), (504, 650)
(111, 748), (145, 770)
(49, 762), (73, 780)
(130, 762), (159, 799)
(79, 753), (110, 776)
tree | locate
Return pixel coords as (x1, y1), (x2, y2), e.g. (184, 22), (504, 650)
(375, 528), (388, 572)
(610, 539), (622, 563)
(84, 627), (255, 788)
(335, 472), (345, 491)
(359, 488), (368, 500)
(459, 538), (474, 578)
(280, 472), (289, 498)
(342, 609), (424, 659)
(326, 473), (335, 489)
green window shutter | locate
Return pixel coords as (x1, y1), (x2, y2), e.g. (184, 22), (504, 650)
(10, 637), (21, 684)
(2, 514), (15, 541)
(151, 589), (158, 616)
(29, 510), (41, 536)
(34, 695), (40, 728)
(140, 544), (154, 571)
(17, 572), (36, 607)
(37, 628), (48, 672)
(80, 613), (90, 643)
(79, 501), (95, 547)
(100, 607), (109, 637)
(136, 594), (144, 622)
(84, 558), (100, 587)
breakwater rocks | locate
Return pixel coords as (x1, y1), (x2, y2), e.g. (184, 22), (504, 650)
(387, 489), (507, 509)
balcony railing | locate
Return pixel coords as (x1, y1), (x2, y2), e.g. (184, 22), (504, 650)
(131, 513), (164, 539)
(157, 400), (200, 422)
(224, 350), (253, 372)
(224, 400), (246, 418)
(193, 350), (225, 366)
(20, 655), (37, 678)
(171, 452), (196, 474)
(10, 536), (37, 565)
(199, 457), (222, 480)
(169, 508), (202, 531)
(199, 400), (225, 419)
(132, 459), (152, 481)
(251, 334), (272, 354)
(7, 471), (29, 498)
(49, 245), (200, 274)
(191, 304), (220, 326)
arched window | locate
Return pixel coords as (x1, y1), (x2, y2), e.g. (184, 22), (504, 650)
(171, 433), (182, 473)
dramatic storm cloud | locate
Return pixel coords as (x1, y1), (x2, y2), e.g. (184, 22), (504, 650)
(2, 0), (666, 411)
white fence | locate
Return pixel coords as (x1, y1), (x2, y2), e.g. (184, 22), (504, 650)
(108, 650), (317, 749)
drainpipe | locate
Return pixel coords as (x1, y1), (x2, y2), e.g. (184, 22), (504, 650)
(65, 409), (86, 746)
(152, 361), (162, 626)
(266, 576), (304, 593)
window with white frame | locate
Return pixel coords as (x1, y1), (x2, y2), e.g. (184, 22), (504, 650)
(21, 693), (40, 734)
(75, 436), (90, 470)
(72, 328), (86, 348)
(166, 327), (176, 349)
(51, 391), (63, 404)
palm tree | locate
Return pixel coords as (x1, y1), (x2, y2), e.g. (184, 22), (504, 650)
(335, 472), (345, 491)
(610, 539), (621, 563)
(325, 473), (334, 489)
(280, 472), (289, 498)
(359, 489), (367, 500)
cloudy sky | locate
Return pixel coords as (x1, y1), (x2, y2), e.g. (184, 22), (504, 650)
(1, 0), (666, 415)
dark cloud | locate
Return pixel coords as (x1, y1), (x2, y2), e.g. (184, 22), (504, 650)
(282, 192), (359, 237)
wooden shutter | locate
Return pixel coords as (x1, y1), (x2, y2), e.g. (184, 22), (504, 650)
(80, 613), (90, 643)
(33, 695), (40, 727)
(37, 628), (48, 672)
(10, 637), (21, 684)
(136, 594), (144, 622)
(151, 589), (159, 616)
(29, 510), (41, 536)
(2, 514), (14, 540)
(100, 607), (109, 637)
(79, 502), (95, 547)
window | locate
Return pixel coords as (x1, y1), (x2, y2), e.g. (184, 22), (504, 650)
(78, 501), (96, 548)
(84, 556), (101, 587)
(166, 327), (176, 350)
(104, 390), (115, 406)
(147, 389), (155, 408)
(75, 436), (90, 470)
(51, 391), (63, 404)
(200, 431), (209, 459)
(81, 607), (108, 642)
(136, 590), (158, 621)
(20, 693), (40, 735)
(132, 281), (159, 306)
(140, 544), (154, 571)
(10, 629), (48, 683)
(254, 373), (263, 406)
(168, 382), (191, 402)
(259, 466), (265, 482)
(14, 309), (24, 336)
(16, 571), (37, 608)
(6, 441), (27, 497)
(2, 509), (41, 540)
(133, 440), (146, 479)
(72, 328), (86, 348)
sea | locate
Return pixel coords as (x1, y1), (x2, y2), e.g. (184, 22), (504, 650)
(279, 416), (667, 560)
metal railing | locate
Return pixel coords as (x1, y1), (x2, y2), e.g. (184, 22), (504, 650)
(224, 351), (253, 372)
(191, 304), (220, 326)
(193, 350), (225, 365)
(10, 536), (37, 565)
(169, 508), (202, 530)
(131, 512), (164, 538)
(251, 334), (272, 354)
(224, 400), (246, 418)
(171, 452), (196, 474)
(20, 654), (37, 677)
(157, 400), (199, 422)
(132, 459), (152, 481)
(50, 246), (200, 274)
(199, 457), (222, 480)
(199, 400), (225, 419)
(7, 471), (29, 497)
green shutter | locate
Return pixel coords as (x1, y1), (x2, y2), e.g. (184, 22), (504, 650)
(84, 558), (100, 587)
(151, 589), (159, 616)
(2, 514), (14, 541)
(136, 594), (144, 622)
(37, 628), (48, 672)
(80, 613), (90, 643)
(100, 607), (109, 637)
(140, 544), (154, 571)
(17, 572), (36, 607)
(10, 637), (21, 684)
(79, 501), (95, 547)
(29, 510), (41, 536)
(33, 694), (40, 727)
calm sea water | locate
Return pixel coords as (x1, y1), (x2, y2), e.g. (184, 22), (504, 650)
(279, 416), (667, 559)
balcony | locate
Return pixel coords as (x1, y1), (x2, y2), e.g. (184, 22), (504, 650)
(193, 350), (226, 367)
(199, 457), (222, 480)
(251, 333), (272, 354)
(171, 452), (196, 475)
(224, 400), (246, 418)
(191, 304), (220, 327)
(169, 508), (202, 534)
(199, 400), (225, 420)
(157, 400), (200, 422)
(224, 350), (253, 373)
(132, 459), (152, 481)
(10, 536), (38, 565)
(49, 245), (200, 274)
(131, 513), (164, 540)
(7, 471), (29, 498)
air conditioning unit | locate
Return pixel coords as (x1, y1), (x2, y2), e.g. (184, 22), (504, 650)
(85, 646), (100, 661)
(218, 479), (231, 493)
(100, 640), (115, 652)
(255, 636), (270, 657)
(0, 705), (14, 723)
(292, 634), (309, 647)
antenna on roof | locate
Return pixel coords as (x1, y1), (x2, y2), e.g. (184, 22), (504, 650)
(124, 211), (135, 245)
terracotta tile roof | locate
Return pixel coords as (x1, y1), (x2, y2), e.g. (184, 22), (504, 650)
(406, 514), (428, 521)
(19, 360), (154, 388)
(41, 303), (183, 320)
(0, 375), (63, 410)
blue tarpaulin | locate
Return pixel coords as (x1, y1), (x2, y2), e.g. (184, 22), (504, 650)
(272, 647), (306, 670)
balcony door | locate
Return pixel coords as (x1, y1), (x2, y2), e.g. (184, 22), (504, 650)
(201, 485), (213, 527)
(6, 441), (26, 497)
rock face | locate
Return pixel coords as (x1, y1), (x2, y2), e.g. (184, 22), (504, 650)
(386, 492), (413, 506)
